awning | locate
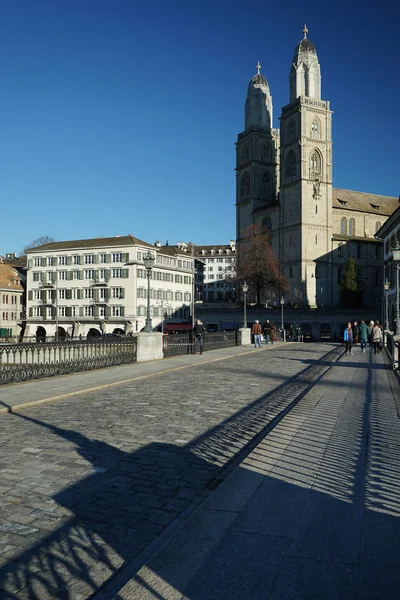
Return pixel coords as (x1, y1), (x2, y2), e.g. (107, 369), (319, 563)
(164, 323), (192, 332)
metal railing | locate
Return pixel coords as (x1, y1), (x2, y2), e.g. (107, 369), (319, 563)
(163, 331), (239, 358)
(385, 331), (399, 370)
(0, 338), (137, 385)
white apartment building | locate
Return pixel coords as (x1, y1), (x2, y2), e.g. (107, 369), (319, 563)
(25, 235), (194, 340)
(0, 264), (24, 338)
(194, 241), (236, 301)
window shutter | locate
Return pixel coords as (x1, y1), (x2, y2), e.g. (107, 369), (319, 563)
(78, 271), (84, 280)
(122, 269), (129, 279)
(94, 255), (99, 264)
(42, 257), (47, 267)
(66, 307), (71, 317)
(106, 306), (111, 318)
(28, 259), (33, 269)
(79, 306), (84, 317)
(123, 252), (129, 263)
(66, 271), (72, 281)
(77, 289), (83, 300)
(94, 306), (99, 318)
(106, 254), (111, 263)
(28, 290), (33, 301)
(94, 289), (99, 302)
(29, 307), (33, 317)
(120, 288), (125, 299)
(120, 306), (125, 317)
(105, 269), (111, 280)
(94, 270), (100, 280)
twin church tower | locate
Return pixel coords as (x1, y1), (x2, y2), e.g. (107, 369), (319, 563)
(236, 26), (333, 308)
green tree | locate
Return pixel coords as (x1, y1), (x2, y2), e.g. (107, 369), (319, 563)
(340, 257), (359, 306)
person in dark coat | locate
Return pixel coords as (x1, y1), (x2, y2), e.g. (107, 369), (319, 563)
(193, 319), (206, 354)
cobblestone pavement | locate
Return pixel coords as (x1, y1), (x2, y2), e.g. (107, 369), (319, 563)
(0, 343), (341, 599)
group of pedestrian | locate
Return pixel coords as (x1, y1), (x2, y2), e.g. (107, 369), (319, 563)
(344, 319), (383, 356)
(251, 320), (276, 348)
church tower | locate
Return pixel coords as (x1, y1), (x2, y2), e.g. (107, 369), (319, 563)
(279, 26), (333, 307)
(236, 63), (280, 245)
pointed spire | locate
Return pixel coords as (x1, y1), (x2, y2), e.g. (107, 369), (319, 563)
(303, 24), (308, 39)
(256, 61), (261, 75)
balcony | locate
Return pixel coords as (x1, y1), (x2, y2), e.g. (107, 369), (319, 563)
(91, 278), (109, 287)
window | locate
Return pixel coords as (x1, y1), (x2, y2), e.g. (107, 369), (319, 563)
(138, 288), (145, 298)
(262, 143), (271, 161)
(184, 276), (191, 284)
(59, 256), (67, 265)
(112, 306), (121, 316)
(340, 217), (347, 235)
(311, 119), (320, 138)
(315, 235), (318, 245)
(285, 150), (296, 178)
(217, 258), (224, 263)
(315, 204), (318, 215)
(73, 255), (80, 264)
(72, 270), (80, 280)
(84, 270), (94, 279)
(310, 151), (321, 173)
(59, 271), (67, 280)
(288, 118), (296, 142)
(349, 218), (355, 236)
(84, 254), (95, 264)
(184, 293), (191, 302)
(34, 257), (43, 267)
(85, 306), (94, 317)
(59, 307), (68, 317)
(85, 288), (94, 298)
(99, 306), (106, 317)
(260, 171), (271, 197)
(240, 171), (250, 198)
(58, 289), (67, 299)
(112, 253), (123, 263)
(375, 222), (381, 234)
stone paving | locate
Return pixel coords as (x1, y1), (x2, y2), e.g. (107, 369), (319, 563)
(0, 342), (340, 599)
(117, 346), (400, 600)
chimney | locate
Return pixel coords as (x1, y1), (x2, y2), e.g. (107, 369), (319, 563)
(154, 241), (162, 248)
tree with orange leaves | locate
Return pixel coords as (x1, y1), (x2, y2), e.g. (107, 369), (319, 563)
(235, 224), (287, 305)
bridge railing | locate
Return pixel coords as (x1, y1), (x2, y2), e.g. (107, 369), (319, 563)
(0, 338), (137, 385)
(164, 331), (239, 358)
(385, 331), (399, 370)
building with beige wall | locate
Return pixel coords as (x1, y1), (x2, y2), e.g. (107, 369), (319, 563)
(25, 235), (194, 340)
(0, 264), (24, 338)
(236, 26), (397, 308)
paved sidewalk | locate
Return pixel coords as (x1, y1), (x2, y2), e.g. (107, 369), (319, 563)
(116, 347), (400, 600)
(0, 342), (284, 414)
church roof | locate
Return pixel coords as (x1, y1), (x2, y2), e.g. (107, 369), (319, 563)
(332, 188), (398, 216)
(293, 38), (317, 64)
(248, 73), (269, 91)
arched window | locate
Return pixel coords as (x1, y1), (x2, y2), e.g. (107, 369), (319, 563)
(242, 145), (249, 163)
(241, 171), (250, 198)
(310, 152), (320, 171)
(375, 221), (381, 233)
(311, 119), (320, 138)
(337, 267), (342, 285)
(349, 218), (355, 236)
(260, 171), (272, 197)
(262, 143), (271, 161)
(288, 119), (296, 142)
(340, 217), (347, 235)
(286, 150), (296, 178)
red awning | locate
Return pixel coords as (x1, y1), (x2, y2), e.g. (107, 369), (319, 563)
(164, 323), (192, 332)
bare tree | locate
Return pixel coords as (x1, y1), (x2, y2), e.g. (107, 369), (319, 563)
(236, 224), (287, 304)
(22, 236), (55, 255)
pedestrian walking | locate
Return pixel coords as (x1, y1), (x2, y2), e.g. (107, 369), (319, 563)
(193, 319), (206, 354)
(358, 319), (369, 354)
(263, 320), (275, 345)
(368, 320), (374, 346)
(353, 321), (360, 346)
(344, 322), (353, 355)
(252, 320), (262, 348)
(371, 322), (383, 354)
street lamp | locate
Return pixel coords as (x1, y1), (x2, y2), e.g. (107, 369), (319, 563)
(392, 244), (400, 336)
(242, 281), (248, 328)
(280, 296), (285, 341)
(143, 251), (156, 333)
(384, 278), (390, 331)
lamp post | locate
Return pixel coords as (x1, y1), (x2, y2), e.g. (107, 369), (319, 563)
(384, 278), (390, 331)
(280, 296), (285, 341)
(392, 245), (400, 336)
(143, 251), (155, 333)
(242, 281), (248, 328)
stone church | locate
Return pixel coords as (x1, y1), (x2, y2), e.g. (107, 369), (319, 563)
(236, 26), (398, 308)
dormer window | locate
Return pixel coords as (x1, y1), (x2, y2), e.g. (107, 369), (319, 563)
(338, 200), (348, 207)
(370, 204), (379, 210)
(201, 249), (206, 255)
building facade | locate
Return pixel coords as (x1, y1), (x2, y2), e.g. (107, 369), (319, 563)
(0, 264), (24, 338)
(25, 236), (194, 340)
(194, 241), (236, 302)
(236, 26), (398, 308)
(376, 206), (400, 332)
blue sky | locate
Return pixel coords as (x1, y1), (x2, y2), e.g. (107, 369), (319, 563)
(0, 0), (398, 254)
